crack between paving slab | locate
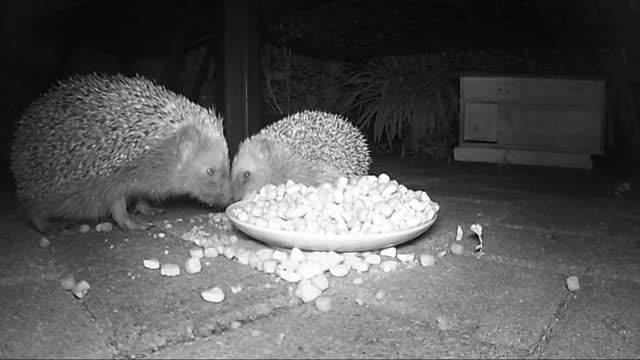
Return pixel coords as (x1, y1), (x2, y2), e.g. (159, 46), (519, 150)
(527, 293), (574, 359)
(127, 305), (293, 359)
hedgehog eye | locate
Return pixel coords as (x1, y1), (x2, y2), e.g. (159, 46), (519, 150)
(243, 171), (251, 179)
(206, 168), (215, 176)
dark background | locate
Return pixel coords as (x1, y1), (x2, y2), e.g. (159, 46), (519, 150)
(2, 0), (639, 185)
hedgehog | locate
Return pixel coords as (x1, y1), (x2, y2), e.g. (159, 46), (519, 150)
(10, 73), (232, 234)
(231, 110), (371, 201)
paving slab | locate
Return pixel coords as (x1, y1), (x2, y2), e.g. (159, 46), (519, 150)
(539, 277), (640, 359)
(149, 295), (527, 359)
(43, 223), (295, 358)
(0, 212), (115, 359)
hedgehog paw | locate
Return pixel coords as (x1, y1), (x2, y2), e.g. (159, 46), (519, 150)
(113, 214), (155, 231)
(33, 218), (67, 235)
(133, 200), (166, 216)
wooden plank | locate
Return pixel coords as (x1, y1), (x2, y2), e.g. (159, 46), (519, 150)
(498, 103), (603, 154)
(463, 102), (499, 142)
(215, 0), (264, 158)
(461, 76), (605, 107)
(453, 147), (593, 169)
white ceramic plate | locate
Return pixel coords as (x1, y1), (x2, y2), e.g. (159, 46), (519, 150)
(226, 200), (438, 252)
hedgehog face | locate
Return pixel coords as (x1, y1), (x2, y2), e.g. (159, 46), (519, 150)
(231, 143), (271, 201)
(183, 140), (232, 208)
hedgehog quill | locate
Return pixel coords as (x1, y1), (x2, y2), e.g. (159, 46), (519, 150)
(231, 110), (371, 201)
(10, 73), (232, 234)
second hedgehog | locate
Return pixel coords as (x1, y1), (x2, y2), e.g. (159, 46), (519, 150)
(231, 110), (371, 201)
(11, 73), (232, 234)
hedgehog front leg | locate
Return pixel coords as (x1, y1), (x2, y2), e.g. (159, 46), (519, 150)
(133, 199), (166, 216)
(110, 196), (154, 231)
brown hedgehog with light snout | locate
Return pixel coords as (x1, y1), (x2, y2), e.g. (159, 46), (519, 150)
(10, 73), (232, 234)
(231, 110), (371, 201)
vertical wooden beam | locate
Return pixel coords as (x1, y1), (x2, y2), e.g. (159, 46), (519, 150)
(216, 0), (264, 158)
(162, 0), (200, 91)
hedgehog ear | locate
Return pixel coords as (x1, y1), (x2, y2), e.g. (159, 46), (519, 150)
(175, 125), (200, 162)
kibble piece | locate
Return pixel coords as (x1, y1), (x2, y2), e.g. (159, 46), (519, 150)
(329, 263), (350, 278)
(419, 253), (436, 267)
(201, 287), (225, 303)
(262, 259), (278, 274)
(295, 280), (322, 303)
(310, 273), (329, 291)
(296, 260), (324, 279)
(39, 237), (51, 248)
(450, 243), (464, 255)
(364, 254), (382, 265)
(314, 295), (333, 312)
(234, 250), (250, 265)
(184, 257), (202, 274)
(204, 247), (219, 258)
(72, 280), (90, 299)
(380, 260), (399, 273)
(279, 270), (302, 283)
(60, 274), (76, 290)
(380, 247), (397, 258)
(351, 259), (371, 273)
(189, 247), (204, 258)
(143, 258), (161, 270)
(566, 276), (580, 292)
(79, 224), (91, 233)
(256, 248), (275, 262)
(160, 263), (181, 276)
(396, 253), (415, 263)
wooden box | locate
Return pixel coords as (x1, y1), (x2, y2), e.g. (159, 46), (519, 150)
(454, 75), (606, 169)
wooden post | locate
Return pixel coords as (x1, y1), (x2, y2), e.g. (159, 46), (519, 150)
(215, 0), (263, 158)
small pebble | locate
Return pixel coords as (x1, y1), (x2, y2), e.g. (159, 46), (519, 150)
(79, 224), (91, 233)
(160, 263), (180, 277)
(450, 243), (464, 255)
(375, 289), (386, 299)
(250, 330), (262, 337)
(143, 258), (160, 269)
(353, 277), (363, 285)
(60, 274), (76, 290)
(314, 295), (333, 312)
(165, 223), (173, 229)
(380, 247), (397, 257)
(158, 232), (166, 239)
(201, 287), (225, 303)
(184, 257), (202, 274)
(566, 275), (580, 292)
(419, 253), (436, 267)
(72, 280), (90, 299)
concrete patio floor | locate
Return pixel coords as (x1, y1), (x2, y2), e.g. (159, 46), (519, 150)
(0, 155), (638, 359)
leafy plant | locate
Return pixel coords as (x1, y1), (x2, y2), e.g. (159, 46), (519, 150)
(342, 54), (459, 157)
